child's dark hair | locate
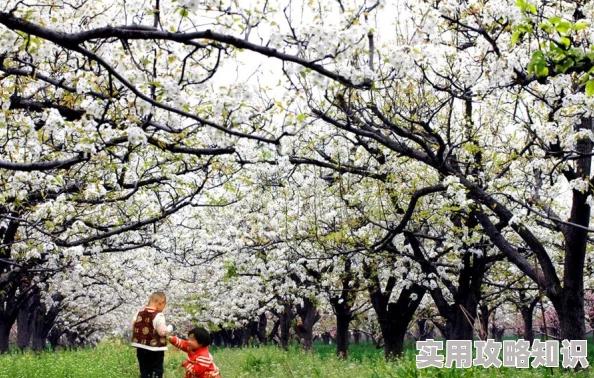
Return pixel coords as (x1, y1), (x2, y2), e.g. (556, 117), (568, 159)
(188, 327), (211, 347)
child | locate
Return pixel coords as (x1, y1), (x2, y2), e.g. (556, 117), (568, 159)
(131, 292), (174, 378)
(169, 327), (221, 378)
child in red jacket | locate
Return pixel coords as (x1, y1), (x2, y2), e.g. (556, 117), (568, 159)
(169, 327), (221, 378)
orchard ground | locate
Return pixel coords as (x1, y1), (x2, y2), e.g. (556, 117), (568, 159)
(0, 339), (593, 378)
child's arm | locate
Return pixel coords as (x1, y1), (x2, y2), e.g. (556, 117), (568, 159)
(153, 313), (172, 336)
(169, 336), (191, 353)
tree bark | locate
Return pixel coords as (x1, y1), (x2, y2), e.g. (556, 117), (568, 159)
(321, 332), (330, 345)
(257, 313), (267, 344)
(0, 319), (11, 353)
(16, 307), (32, 349)
(0, 219), (21, 353)
(553, 117), (592, 343)
(48, 327), (61, 350)
(278, 304), (293, 351)
(417, 319), (428, 341)
(364, 260), (426, 360)
(521, 307), (534, 343)
(451, 252), (486, 340)
(492, 322), (505, 341)
(327, 256), (360, 358)
(517, 295), (538, 344)
(30, 293), (63, 351)
(408, 232), (486, 341)
(211, 331), (223, 347)
(267, 319), (280, 345)
(335, 311), (350, 358)
(294, 297), (320, 352)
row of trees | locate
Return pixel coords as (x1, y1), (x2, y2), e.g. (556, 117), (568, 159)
(1, 0), (593, 362)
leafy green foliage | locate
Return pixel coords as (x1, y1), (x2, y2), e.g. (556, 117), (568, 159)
(514, 3), (594, 95)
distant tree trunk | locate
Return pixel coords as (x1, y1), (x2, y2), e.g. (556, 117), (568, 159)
(353, 329), (361, 345)
(553, 116), (591, 344)
(335, 311), (350, 358)
(30, 293), (63, 351)
(48, 328), (61, 350)
(31, 313), (47, 351)
(517, 296), (538, 344)
(521, 308), (534, 343)
(492, 323), (505, 341)
(257, 313), (267, 344)
(408, 220), (487, 341)
(211, 331), (223, 347)
(219, 328), (234, 347)
(451, 252), (486, 340)
(241, 325), (251, 346)
(417, 319), (428, 341)
(321, 332), (330, 345)
(384, 325), (407, 359)
(0, 319), (11, 353)
(294, 298), (320, 352)
(232, 328), (243, 347)
(17, 307), (33, 349)
(478, 305), (490, 340)
(365, 257), (426, 360)
(267, 319), (280, 344)
(279, 304), (293, 351)
(327, 257), (360, 357)
(479, 303), (502, 341)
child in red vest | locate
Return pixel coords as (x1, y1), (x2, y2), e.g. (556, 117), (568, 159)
(169, 327), (221, 378)
(131, 292), (174, 378)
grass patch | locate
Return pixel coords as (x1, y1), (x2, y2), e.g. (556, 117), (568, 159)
(0, 339), (592, 377)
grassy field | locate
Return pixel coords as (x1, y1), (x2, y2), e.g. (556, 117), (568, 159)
(0, 339), (593, 378)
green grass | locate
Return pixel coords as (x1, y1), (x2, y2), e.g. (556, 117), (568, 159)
(0, 340), (592, 377)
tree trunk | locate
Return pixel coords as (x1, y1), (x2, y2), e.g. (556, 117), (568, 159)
(17, 286), (42, 350)
(383, 325), (407, 360)
(232, 328), (243, 347)
(492, 323), (505, 341)
(241, 325), (251, 346)
(48, 328), (61, 350)
(219, 328), (231, 347)
(0, 319), (11, 353)
(516, 294), (538, 343)
(0, 219), (22, 353)
(417, 319), (428, 341)
(450, 252), (486, 340)
(335, 312), (350, 358)
(257, 313), (267, 344)
(407, 232), (486, 342)
(16, 307), (32, 350)
(554, 116), (591, 343)
(521, 307), (534, 344)
(478, 304), (491, 340)
(31, 325), (47, 350)
(294, 298), (320, 352)
(31, 309), (48, 351)
(298, 326), (314, 351)
(30, 293), (63, 351)
(267, 319), (280, 345)
(353, 329), (361, 345)
(366, 271), (425, 359)
(279, 304), (293, 351)
(211, 331), (223, 347)
(330, 293), (353, 358)
(321, 332), (330, 345)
